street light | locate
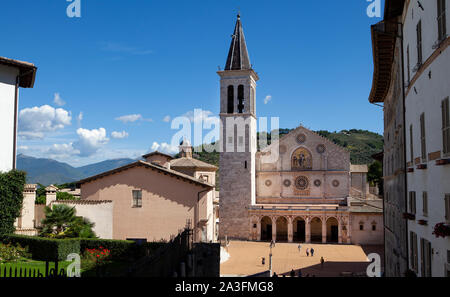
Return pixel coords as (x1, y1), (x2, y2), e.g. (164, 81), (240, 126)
(269, 240), (275, 276)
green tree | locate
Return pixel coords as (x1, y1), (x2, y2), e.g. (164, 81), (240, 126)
(56, 191), (76, 201)
(40, 204), (96, 238)
(0, 170), (26, 236)
(368, 160), (383, 196)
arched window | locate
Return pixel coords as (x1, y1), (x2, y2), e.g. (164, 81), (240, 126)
(238, 85), (244, 113)
(227, 85), (234, 114)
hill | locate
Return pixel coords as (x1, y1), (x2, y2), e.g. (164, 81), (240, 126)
(17, 154), (135, 185)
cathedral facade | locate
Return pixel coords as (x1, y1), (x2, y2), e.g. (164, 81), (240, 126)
(218, 15), (383, 245)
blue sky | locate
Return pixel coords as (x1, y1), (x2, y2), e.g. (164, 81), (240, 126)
(1, 0), (384, 167)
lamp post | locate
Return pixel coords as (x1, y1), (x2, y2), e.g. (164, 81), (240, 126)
(269, 240), (275, 276)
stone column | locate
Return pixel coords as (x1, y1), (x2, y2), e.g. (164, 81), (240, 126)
(257, 218), (261, 241)
(271, 217), (277, 242)
(322, 217), (327, 243)
(338, 217), (343, 244)
(305, 217), (311, 243)
(347, 217), (352, 244)
(287, 217), (293, 243)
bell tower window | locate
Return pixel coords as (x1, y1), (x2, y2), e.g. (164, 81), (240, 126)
(238, 85), (244, 113)
(227, 85), (234, 114)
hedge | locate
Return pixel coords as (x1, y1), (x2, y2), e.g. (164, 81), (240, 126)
(80, 239), (135, 260)
(1, 235), (167, 262)
(80, 239), (166, 260)
(2, 234), (80, 261)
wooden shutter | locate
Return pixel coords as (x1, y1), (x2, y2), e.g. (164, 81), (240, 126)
(420, 113), (426, 161)
(417, 21), (423, 65)
(410, 125), (414, 162)
(438, 0), (447, 41)
(445, 194), (450, 221)
(423, 192), (428, 216)
(407, 45), (411, 84)
(443, 98), (450, 155)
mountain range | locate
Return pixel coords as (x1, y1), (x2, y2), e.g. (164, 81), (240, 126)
(17, 154), (135, 186)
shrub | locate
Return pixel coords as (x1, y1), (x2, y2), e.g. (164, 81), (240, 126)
(0, 170), (26, 236)
(1, 235), (80, 261)
(80, 239), (135, 260)
(0, 243), (30, 262)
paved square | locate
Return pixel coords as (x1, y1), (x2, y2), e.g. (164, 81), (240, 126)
(220, 241), (384, 277)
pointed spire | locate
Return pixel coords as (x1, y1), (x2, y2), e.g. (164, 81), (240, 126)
(225, 14), (252, 71)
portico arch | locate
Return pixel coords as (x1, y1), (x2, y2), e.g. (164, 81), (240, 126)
(293, 217), (306, 242)
(326, 217), (339, 243)
(260, 216), (272, 241)
(276, 217), (288, 242)
(310, 217), (322, 242)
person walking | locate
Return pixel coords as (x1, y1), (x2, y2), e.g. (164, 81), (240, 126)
(320, 256), (325, 269)
(306, 248), (310, 257)
(290, 269), (295, 277)
(311, 248), (315, 257)
(298, 244), (302, 253)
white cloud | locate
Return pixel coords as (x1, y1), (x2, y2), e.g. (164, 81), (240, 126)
(101, 42), (153, 55)
(47, 143), (79, 158)
(182, 109), (216, 125)
(264, 95), (272, 104)
(115, 114), (153, 124)
(111, 131), (129, 139)
(73, 127), (109, 157)
(18, 105), (72, 139)
(163, 115), (171, 122)
(53, 93), (66, 106)
(150, 142), (178, 155)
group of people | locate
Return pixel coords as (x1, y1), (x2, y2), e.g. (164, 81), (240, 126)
(298, 244), (316, 257)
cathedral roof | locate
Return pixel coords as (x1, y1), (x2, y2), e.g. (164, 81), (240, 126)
(224, 14), (252, 71)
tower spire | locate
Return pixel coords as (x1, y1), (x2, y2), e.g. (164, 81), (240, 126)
(225, 14), (251, 71)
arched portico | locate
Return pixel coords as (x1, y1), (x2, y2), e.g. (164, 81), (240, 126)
(276, 217), (288, 242)
(260, 216), (272, 241)
(310, 217), (322, 242)
(293, 217), (306, 242)
(326, 217), (339, 243)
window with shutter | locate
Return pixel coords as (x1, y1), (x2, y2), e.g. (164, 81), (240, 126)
(410, 125), (414, 163)
(423, 192), (428, 216)
(438, 0), (447, 42)
(410, 191), (417, 214)
(445, 194), (450, 222)
(420, 113), (427, 161)
(417, 21), (423, 66)
(407, 45), (411, 84)
(442, 98), (450, 155)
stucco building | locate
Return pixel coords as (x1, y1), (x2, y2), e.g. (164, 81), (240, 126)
(0, 57), (36, 172)
(219, 15), (383, 245)
(369, 0), (409, 277)
(370, 0), (450, 277)
(73, 141), (218, 242)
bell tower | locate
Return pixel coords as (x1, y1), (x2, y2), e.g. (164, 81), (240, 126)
(218, 14), (259, 240)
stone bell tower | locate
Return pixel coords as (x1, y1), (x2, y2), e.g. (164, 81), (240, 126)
(218, 14), (259, 240)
